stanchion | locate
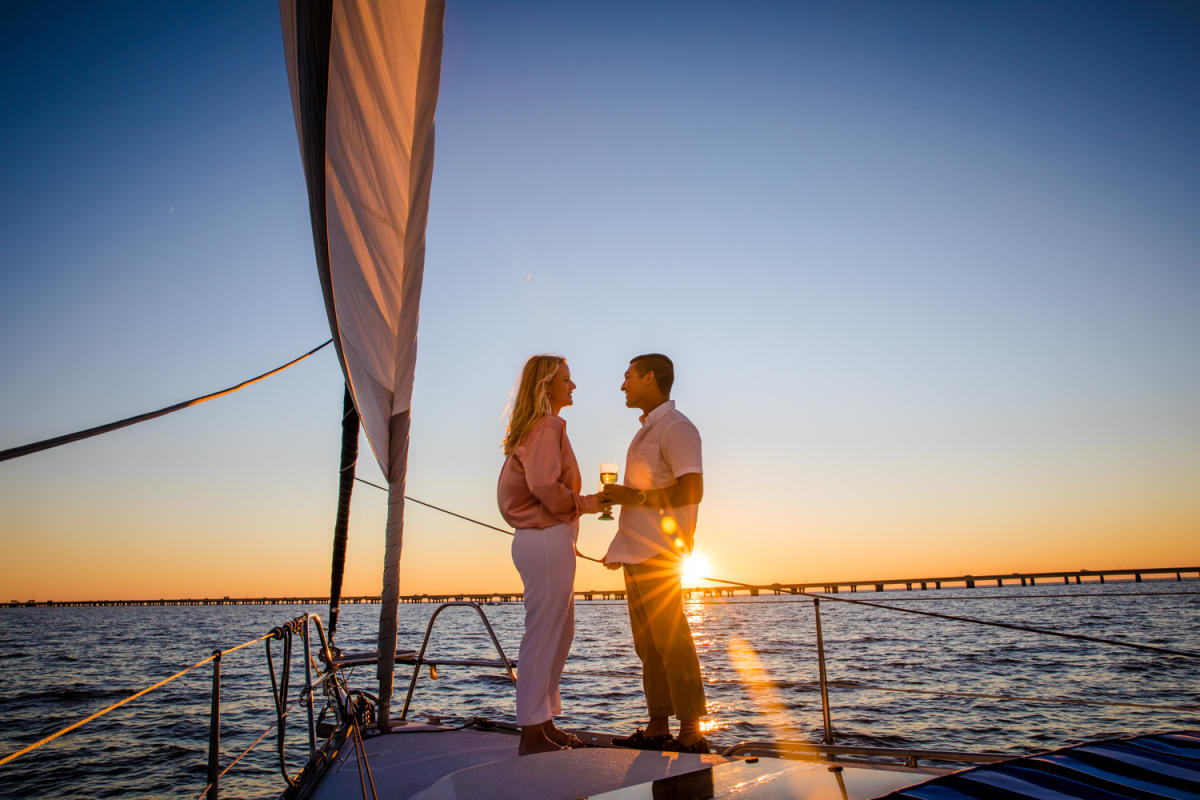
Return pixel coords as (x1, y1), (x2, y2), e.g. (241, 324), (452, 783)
(206, 650), (222, 799)
(813, 599), (834, 746)
(303, 617), (317, 754)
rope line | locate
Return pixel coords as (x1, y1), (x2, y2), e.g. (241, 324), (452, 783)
(567, 592), (1200, 608)
(220, 724), (274, 781)
(351, 714), (378, 800)
(801, 592), (1200, 659)
(491, 667), (1200, 713)
(0, 339), (333, 463)
(824, 681), (1200, 713)
(356, 479), (510, 535)
(353, 478), (1200, 660)
(192, 683), (319, 800)
(0, 632), (273, 768)
(803, 591), (1200, 603)
(193, 722), (276, 800)
(351, 717), (370, 800)
(356, 478), (605, 563)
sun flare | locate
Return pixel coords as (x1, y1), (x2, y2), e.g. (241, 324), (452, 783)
(681, 552), (712, 584)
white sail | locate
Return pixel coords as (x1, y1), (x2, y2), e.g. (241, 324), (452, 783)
(280, 0), (445, 730)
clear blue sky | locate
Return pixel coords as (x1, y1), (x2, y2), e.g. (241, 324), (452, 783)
(2, 1), (1198, 600)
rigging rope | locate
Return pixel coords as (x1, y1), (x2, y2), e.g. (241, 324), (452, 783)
(800, 592), (1200, 659)
(546, 591), (1200, 607)
(355, 477), (606, 564)
(267, 620), (302, 788)
(0, 632), (271, 767)
(0, 339), (333, 463)
(356, 479), (1200, 660)
(823, 681), (1200, 713)
(350, 712), (378, 800)
(192, 720), (277, 800)
(555, 667), (1200, 713)
(193, 669), (328, 800)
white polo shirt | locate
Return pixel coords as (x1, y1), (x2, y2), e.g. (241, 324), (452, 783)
(603, 400), (703, 565)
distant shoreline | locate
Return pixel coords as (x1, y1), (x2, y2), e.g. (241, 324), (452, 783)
(8, 566), (1198, 607)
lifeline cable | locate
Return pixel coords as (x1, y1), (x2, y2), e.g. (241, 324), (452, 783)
(0, 339), (333, 462)
(0, 632), (272, 767)
(536, 591), (1200, 608)
(554, 667), (1200, 713)
(356, 479), (1200, 660)
(823, 681), (1200, 713)
(355, 477), (606, 564)
(800, 591), (1200, 659)
(192, 717), (283, 800)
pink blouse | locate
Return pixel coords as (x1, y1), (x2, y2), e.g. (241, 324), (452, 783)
(498, 415), (600, 529)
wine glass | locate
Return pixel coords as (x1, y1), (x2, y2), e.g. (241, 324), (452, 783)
(599, 463), (618, 521)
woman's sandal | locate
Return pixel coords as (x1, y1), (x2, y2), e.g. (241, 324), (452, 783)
(518, 740), (567, 756)
(547, 729), (595, 749)
(562, 733), (598, 749)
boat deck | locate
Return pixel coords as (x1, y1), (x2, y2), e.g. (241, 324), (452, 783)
(306, 720), (932, 800)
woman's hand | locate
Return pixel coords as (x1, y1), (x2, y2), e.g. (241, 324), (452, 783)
(581, 492), (603, 515)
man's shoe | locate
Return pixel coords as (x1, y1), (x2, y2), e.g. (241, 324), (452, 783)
(663, 736), (711, 754)
(611, 728), (673, 750)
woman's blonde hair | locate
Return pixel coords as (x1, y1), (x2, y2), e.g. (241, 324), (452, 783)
(503, 354), (565, 455)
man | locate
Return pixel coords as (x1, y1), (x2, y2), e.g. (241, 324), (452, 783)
(600, 353), (709, 753)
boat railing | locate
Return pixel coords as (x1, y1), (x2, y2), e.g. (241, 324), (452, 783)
(368, 587), (1200, 770)
(0, 610), (357, 800)
(6, 590), (1197, 794)
(202, 612), (359, 799)
(397, 601), (517, 721)
(803, 588), (1200, 749)
(188, 585), (1200, 784)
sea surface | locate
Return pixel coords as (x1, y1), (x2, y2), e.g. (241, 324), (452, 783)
(1, 581), (1198, 799)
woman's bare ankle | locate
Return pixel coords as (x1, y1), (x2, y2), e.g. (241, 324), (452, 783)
(544, 722), (569, 745)
(518, 723), (561, 755)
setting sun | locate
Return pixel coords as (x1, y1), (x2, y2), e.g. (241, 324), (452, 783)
(681, 552), (712, 584)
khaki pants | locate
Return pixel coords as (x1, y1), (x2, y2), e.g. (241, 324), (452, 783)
(623, 556), (707, 721)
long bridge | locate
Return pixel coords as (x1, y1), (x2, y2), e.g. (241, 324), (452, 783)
(6, 566), (1197, 608)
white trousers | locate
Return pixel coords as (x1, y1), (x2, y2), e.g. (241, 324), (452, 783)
(511, 521), (577, 726)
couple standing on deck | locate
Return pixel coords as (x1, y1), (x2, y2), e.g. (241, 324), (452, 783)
(497, 353), (709, 756)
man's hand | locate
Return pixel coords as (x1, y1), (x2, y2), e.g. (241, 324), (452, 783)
(601, 474), (703, 510)
(600, 484), (640, 506)
(601, 556), (622, 571)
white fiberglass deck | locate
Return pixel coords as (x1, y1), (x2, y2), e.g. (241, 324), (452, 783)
(308, 721), (724, 799)
(307, 720), (930, 800)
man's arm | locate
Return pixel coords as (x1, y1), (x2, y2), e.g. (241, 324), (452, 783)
(601, 472), (703, 509)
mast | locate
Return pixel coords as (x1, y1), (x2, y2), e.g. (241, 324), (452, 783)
(328, 385), (359, 643)
(280, 0), (446, 731)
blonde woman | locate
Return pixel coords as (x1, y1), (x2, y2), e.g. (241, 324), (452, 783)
(498, 355), (601, 755)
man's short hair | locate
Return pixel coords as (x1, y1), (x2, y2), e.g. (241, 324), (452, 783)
(630, 353), (674, 396)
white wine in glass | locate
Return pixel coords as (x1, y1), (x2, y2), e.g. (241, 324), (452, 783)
(599, 463), (618, 521)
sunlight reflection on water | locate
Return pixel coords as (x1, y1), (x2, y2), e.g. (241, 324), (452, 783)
(0, 581), (1197, 798)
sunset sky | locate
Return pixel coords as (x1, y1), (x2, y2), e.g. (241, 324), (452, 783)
(2, 1), (1198, 602)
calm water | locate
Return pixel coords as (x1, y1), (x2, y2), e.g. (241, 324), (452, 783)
(1, 582), (1198, 799)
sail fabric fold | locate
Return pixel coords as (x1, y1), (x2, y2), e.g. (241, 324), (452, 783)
(281, 0), (443, 473)
(280, 0), (445, 729)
